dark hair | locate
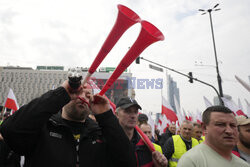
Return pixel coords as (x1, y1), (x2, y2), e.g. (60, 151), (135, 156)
(202, 105), (233, 125)
(193, 122), (201, 128)
(138, 114), (148, 123)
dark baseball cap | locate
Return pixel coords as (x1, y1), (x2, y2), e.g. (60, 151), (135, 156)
(138, 113), (148, 122)
(116, 97), (142, 110)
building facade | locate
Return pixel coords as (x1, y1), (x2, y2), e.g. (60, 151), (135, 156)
(0, 66), (132, 109)
(166, 74), (180, 113)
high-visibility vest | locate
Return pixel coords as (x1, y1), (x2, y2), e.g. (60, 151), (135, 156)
(153, 143), (162, 154)
(169, 135), (199, 167)
(199, 136), (205, 143)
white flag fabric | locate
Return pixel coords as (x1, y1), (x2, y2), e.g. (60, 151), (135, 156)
(196, 109), (202, 123)
(238, 98), (244, 113)
(174, 95), (184, 124)
(4, 88), (19, 113)
(160, 114), (170, 135)
(203, 96), (212, 108)
(244, 99), (250, 117)
(162, 96), (178, 124)
(235, 75), (250, 92)
(222, 97), (246, 116)
(145, 112), (155, 138)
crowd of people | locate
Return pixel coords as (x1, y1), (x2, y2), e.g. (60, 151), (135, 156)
(0, 79), (250, 167)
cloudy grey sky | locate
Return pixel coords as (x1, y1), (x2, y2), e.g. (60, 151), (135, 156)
(1, 0), (250, 114)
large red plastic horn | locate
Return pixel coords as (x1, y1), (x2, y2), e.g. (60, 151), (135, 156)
(135, 125), (155, 152)
(99, 20), (164, 96)
(82, 4), (141, 85)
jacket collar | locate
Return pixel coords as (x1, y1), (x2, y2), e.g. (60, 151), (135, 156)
(49, 112), (101, 135)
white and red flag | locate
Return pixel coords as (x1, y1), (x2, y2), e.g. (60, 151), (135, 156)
(222, 97), (246, 116)
(162, 96), (178, 124)
(174, 95), (184, 124)
(4, 88), (19, 114)
(158, 114), (170, 135)
(196, 109), (202, 123)
(245, 99), (250, 117)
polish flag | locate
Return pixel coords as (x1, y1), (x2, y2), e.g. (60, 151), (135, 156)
(222, 97), (246, 116)
(174, 95), (184, 124)
(4, 88), (19, 113)
(196, 109), (202, 123)
(157, 115), (163, 134)
(159, 114), (170, 134)
(187, 110), (193, 121)
(162, 96), (178, 124)
(245, 99), (250, 117)
(183, 109), (192, 121)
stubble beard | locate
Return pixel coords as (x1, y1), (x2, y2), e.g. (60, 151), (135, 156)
(239, 133), (250, 149)
(68, 104), (90, 121)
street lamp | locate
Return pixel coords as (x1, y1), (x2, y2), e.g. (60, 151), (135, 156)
(199, 4), (224, 97)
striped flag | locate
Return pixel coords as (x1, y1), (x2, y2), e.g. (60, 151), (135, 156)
(4, 88), (19, 113)
(162, 96), (178, 124)
(222, 97), (246, 116)
(174, 95), (184, 124)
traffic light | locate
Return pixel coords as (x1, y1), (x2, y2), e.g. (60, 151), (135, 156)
(188, 72), (193, 83)
(135, 57), (140, 64)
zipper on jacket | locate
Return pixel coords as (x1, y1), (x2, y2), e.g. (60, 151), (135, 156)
(76, 138), (80, 166)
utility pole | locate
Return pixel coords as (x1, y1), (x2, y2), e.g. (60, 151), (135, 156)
(199, 4), (224, 97)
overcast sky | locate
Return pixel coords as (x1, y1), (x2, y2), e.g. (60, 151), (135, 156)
(1, 0), (250, 114)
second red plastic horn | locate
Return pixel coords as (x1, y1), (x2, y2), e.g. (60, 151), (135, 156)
(99, 20), (165, 95)
(83, 4), (141, 84)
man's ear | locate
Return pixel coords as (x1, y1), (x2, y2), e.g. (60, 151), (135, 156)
(201, 122), (207, 134)
(115, 111), (119, 118)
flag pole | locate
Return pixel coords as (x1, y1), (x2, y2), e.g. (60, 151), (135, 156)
(1, 106), (5, 122)
(161, 80), (163, 114)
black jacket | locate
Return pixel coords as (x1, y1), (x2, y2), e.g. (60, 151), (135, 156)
(159, 128), (174, 147)
(131, 129), (153, 167)
(0, 87), (136, 167)
(163, 135), (193, 160)
(0, 140), (20, 167)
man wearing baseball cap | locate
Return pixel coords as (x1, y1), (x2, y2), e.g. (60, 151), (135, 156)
(232, 115), (250, 164)
(115, 97), (168, 167)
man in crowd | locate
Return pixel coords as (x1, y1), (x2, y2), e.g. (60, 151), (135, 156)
(232, 115), (250, 164)
(163, 120), (199, 167)
(159, 123), (176, 147)
(177, 106), (249, 167)
(115, 97), (168, 167)
(139, 122), (162, 153)
(0, 80), (136, 167)
(192, 122), (204, 143)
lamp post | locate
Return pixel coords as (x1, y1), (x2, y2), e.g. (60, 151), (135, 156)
(199, 4), (224, 97)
